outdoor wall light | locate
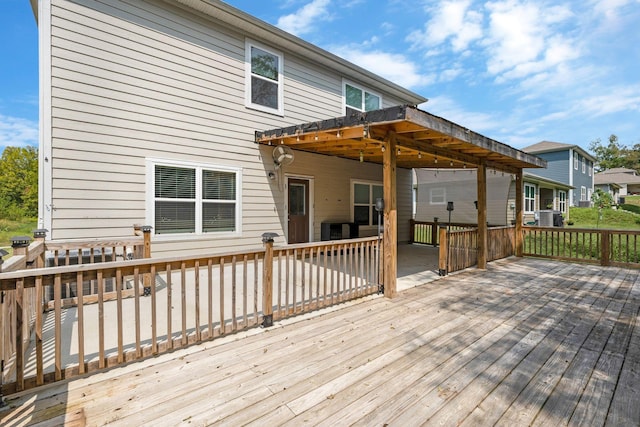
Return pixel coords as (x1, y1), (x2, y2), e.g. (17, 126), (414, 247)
(267, 171), (276, 180)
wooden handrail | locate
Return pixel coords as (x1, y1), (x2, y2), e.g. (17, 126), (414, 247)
(0, 237), (381, 395)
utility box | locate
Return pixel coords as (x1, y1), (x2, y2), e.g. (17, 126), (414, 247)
(537, 210), (554, 227)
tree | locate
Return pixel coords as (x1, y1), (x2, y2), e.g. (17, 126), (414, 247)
(0, 146), (38, 219)
(589, 134), (640, 173)
(591, 188), (613, 209)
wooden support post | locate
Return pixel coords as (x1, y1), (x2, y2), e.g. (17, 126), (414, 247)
(477, 163), (487, 269)
(383, 133), (397, 298)
(515, 170), (524, 257)
(601, 229), (610, 266)
(138, 225), (153, 296)
(10, 237), (30, 393)
(261, 233), (277, 327)
(33, 229), (47, 269)
(438, 226), (448, 275)
(432, 218), (439, 246)
(409, 219), (415, 244)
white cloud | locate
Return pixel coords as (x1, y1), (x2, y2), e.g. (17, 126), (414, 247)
(575, 85), (640, 117)
(421, 96), (500, 133)
(484, 1), (575, 78)
(0, 114), (38, 148)
(407, 0), (483, 52)
(331, 46), (435, 88)
(276, 0), (332, 36)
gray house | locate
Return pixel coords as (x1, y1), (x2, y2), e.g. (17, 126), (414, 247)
(523, 141), (595, 207)
(32, 0), (544, 259)
(595, 168), (640, 201)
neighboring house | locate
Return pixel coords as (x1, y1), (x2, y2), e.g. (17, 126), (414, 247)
(32, 0), (425, 255)
(414, 169), (572, 226)
(32, 0), (544, 258)
(594, 179), (622, 204)
(594, 168), (640, 201)
(523, 141), (595, 207)
(508, 172), (573, 225)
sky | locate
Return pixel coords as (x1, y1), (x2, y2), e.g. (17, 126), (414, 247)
(1, 0), (639, 154)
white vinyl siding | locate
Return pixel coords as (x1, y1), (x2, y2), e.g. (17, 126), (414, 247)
(245, 40), (284, 115)
(44, 0), (414, 252)
(524, 183), (536, 213)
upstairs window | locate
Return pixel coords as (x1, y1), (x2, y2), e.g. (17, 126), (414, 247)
(574, 153), (579, 170)
(582, 157), (586, 173)
(344, 81), (381, 113)
(245, 41), (283, 115)
(430, 188), (446, 205)
(149, 160), (241, 236)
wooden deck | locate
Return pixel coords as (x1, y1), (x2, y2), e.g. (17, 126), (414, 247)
(2, 258), (639, 426)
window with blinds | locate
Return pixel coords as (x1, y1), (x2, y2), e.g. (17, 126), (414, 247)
(153, 163), (239, 235)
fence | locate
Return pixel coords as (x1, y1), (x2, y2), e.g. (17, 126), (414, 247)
(437, 226), (517, 274)
(523, 226), (640, 268)
(409, 219), (480, 246)
(0, 235), (381, 395)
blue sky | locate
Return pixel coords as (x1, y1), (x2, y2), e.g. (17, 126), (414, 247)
(1, 0), (639, 153)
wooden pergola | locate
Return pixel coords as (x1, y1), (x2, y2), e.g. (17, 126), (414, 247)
(255, 105), (546, 298)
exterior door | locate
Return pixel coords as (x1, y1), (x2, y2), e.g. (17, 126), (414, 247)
(288, 178), (310, 243)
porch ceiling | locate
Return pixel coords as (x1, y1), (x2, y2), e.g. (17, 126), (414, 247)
(255, 105), (546, 174)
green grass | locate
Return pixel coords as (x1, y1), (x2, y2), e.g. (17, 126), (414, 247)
(0, 218), (38, 253)
(567, 206), (640, 230)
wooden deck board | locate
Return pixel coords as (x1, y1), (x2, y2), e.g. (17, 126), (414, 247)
(2, 258), (640, 426)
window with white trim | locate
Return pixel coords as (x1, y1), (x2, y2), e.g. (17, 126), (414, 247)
(588, 188), (592, 201)
(353, 181), (383, 227)
(245, 40), (283, 115)
(581, 186), (587, 201)
(150, 160), (241, 236)
(524, 183), (536, 213)
(344, 81), (381, 113)
(558, 190), (567, 213)
(430, 188), (446, 205)
(582, 157), (586, 173)
(574, 153), (579, 170)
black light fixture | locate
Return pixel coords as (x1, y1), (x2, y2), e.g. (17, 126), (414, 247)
(474, 200), (478, 209)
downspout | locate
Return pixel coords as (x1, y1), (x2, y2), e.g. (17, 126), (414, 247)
(38, 0), (53, 236)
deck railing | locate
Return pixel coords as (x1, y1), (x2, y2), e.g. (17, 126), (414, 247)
(410, 219), (496, 246)
(523, 226), (640, 268)
(437, 226), (516, 274)
(0, 235), (381, 395)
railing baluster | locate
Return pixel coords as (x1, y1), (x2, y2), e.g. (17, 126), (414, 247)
(150, 265), (157, 354)
(166, 263), (173, 349)
(219, 257), (225, 335)
(208, 259), (214, 338)
(181, 261), (187, 345)
(36, 275), (44, 383)
(116, 268), (123, 364)
(242, 255), (247, 329)
(195, 260), (201, 341)
(134, 267), (141, 358)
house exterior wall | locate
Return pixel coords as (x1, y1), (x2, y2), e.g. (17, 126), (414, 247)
(524, 149), (594, 207)
(525, 151), (570, 185)
(41, 0), (414, 255)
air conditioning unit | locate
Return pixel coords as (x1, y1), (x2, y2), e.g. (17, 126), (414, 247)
(578, 200), (591, 208)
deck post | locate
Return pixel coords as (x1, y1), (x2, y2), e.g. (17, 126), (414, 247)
(601, 229), (610, 266)
(432, 218), (439, 246)
(515, 170), (524, 257)
(261, 233), (277, 327)
(476, 162), (487, 269)
(382, 132), (397, 298)
(136, 225), (153, 296)
(409, 219), (415, 244)
(33, 229), (47, 269)
(438, 226), (448, 276)
(10, 237), (30, 393)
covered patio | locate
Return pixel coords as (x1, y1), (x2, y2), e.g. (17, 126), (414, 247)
(255, 105), (546, 298)
(3, 257), (638, 426)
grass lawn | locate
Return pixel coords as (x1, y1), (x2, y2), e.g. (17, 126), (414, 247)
(568, 204), (640, 230)
(0, 218), (38, 254)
